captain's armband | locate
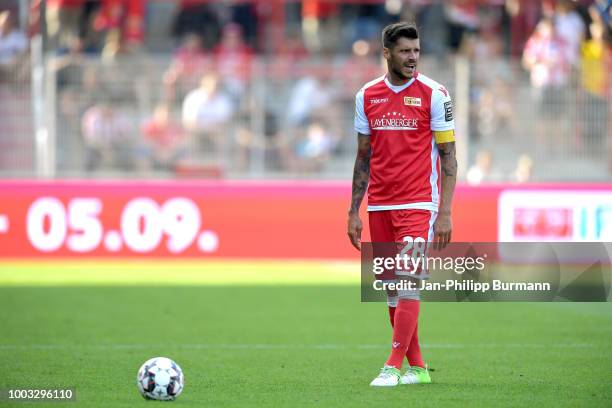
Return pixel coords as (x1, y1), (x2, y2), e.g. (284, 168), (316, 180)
(433, 130), (455, 144)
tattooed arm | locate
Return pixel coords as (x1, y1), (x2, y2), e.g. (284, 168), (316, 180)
(433, 141), (457, 250)
(347, 133), (371, 250)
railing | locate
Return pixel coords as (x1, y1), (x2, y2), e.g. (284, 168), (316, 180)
(0, 52), (610, 181)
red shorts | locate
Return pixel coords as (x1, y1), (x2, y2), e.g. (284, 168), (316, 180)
(369, 209), (437, 280)
(369, 209), (436, 243)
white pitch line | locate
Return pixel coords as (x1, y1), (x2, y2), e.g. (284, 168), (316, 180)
(0, 343), (599, 351)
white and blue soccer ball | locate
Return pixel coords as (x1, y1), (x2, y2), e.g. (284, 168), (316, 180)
(136, 357), (184, 401)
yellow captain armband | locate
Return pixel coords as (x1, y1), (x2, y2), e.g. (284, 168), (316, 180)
(433, 130), (455, 144)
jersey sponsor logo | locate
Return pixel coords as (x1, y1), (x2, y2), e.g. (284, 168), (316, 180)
(370, 112), (418, 130)
(444, 101), (453, 121)
(438, 86), (448, 97)
(369, 98), (389, 105)
(403, 96), (421, 107)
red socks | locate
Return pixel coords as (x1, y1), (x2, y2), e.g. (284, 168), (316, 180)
(406, 323), (425, 368)
(386, 301), (424, 369)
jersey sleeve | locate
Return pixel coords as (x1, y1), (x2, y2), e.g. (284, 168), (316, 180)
(354, 88), (371, 135)
(430, 85), (455, 132)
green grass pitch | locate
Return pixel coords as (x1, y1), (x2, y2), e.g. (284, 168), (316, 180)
(0, 260), (611, 407)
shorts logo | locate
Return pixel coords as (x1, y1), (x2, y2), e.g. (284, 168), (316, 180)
(403, 97), (421, 107)
(444, 101), (453, 122)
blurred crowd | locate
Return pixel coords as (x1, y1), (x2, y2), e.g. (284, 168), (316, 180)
(0, 0), (611, 179)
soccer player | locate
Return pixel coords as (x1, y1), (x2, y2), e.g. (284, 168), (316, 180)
(347, 21), (457, 387)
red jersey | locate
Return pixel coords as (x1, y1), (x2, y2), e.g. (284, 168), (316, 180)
(354, 73), (455, 212)
(141, 120), (184, 148)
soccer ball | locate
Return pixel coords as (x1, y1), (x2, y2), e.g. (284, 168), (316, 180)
(136, 357), (184, 401)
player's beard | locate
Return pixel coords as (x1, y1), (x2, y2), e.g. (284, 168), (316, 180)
(390, 60), (416, 81)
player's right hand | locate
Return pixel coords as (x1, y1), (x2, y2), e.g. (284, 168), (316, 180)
(347, 213), (362, 251)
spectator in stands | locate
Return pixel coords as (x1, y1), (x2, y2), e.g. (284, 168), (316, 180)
(79, 0), (102, 51)
(465, 18), (516, 142)
(292, 121), (337, 173)
(475, 78), (517, 142)
(466, 150), (502, 184)
(506, 0), (542, 56)
(94, 0), (145, 53)
(0, 9), (27, 82)
(285, 66), (343, 157)
(444, 0), (480, 52)
(522, 17), (573, 150)
(411, 0), (447, 58)
(589, 0), (612, 35)
(138, 104), (188, 172)
(171, 0), (220, 50)
(302, 0), (341, 53)
(555, 0), (587, 67)
(213, 23), (254, 98)
(511, 154), (533, 183)
(54, 36), (86, 90)
(227, 0), (258, 49)
(81, 99), (134, 172)
(467, 11), (509, 80)
(340, 3), (387, 48)
(53, 36), (91, 171)
(46, 0), (83, 50)
(286, 71), (337, 128)
(163, 32), (210, 103)
(0, 9), (28, 81)
(182, 73), (235, 159)
(580, 21), (609, 155)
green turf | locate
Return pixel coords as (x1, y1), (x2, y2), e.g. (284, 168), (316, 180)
(0, 262), (611, 407)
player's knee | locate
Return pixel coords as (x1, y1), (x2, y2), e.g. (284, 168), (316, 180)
(398, 288), (420, 301)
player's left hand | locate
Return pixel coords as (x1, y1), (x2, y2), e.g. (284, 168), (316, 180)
(433, 212), (452, 251)
(347, 212), (363, 251)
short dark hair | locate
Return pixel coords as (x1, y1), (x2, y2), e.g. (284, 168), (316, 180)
(382, 22), (419, 49)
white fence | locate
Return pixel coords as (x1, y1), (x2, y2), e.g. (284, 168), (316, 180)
(0, 52), (610, 181)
